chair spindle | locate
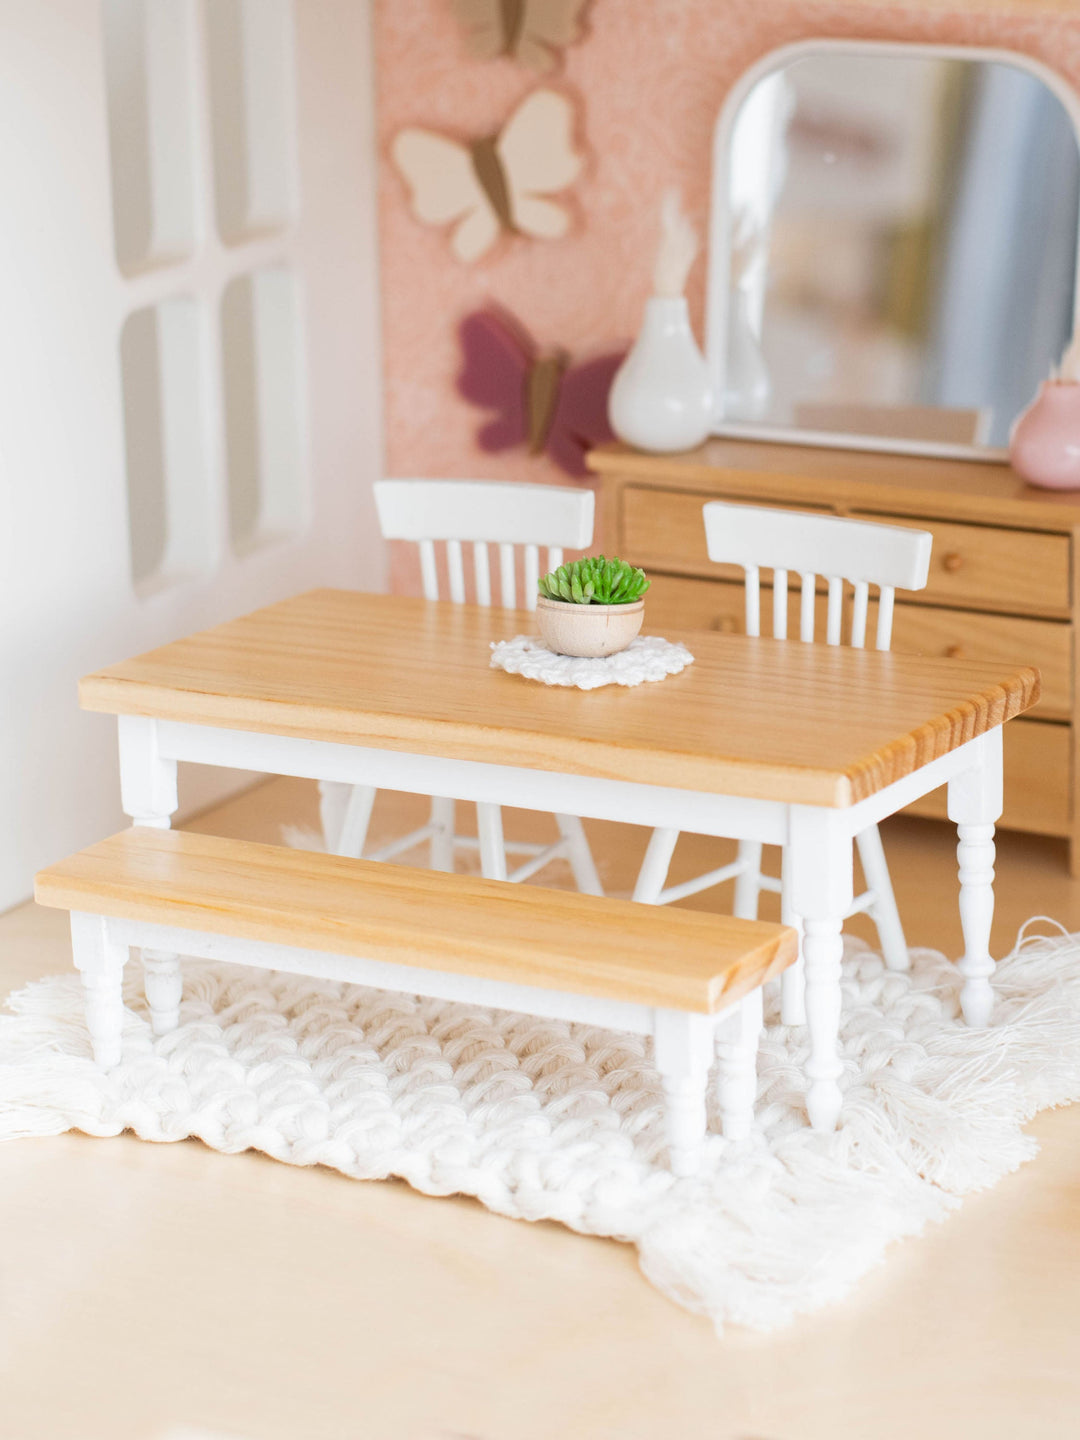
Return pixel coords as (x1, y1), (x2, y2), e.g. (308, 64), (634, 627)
(744, 565), (761, 637)
(473, 541), (492, 607)
(446, 540), (467, 604)
(524, 545), (540, 607)
(826, 577), (843, 645)
(850, 581), (869, 649)
(799, 572), (816, 642)
(876, 586), (895, 651)
(499, 542), (516, 609)
(773, 569), (788, 639)
(419, 540), (439, 602)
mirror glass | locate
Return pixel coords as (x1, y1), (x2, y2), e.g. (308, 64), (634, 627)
(710, 47), (1080, 452)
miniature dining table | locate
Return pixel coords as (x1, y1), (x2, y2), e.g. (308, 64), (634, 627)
(79, 588), (1040, 1131)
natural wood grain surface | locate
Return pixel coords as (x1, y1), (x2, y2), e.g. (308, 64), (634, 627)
(79, 590), (1040, 807)
(589, 439), (1080, 531)
(34, 827), (795, 1014)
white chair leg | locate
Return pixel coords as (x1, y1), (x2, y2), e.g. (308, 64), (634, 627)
(142, 949), (182, 1035)
(554, 814), (603, 896)
(653, 1011), (713, 1176)
(317, 780), (352, 852)
(70, 912), (127, 1069)
(855, 824), (909, 971)
(780, 852), (806, 1026)
(333, 785), (377, 859)
(429, 796), (456, 873)
(732, 841), (763, 919)
(716, 987), (763, 1140)
(476, 801), (508, 880)
(633, 828), (680, 904)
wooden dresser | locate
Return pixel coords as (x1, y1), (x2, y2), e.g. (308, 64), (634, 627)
(589, 439), (1080, 873)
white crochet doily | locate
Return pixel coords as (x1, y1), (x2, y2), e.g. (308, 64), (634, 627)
(1, 925), (1077, 1335)
(491, 634), (694, 689)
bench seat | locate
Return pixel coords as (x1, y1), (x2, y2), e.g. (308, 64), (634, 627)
(35, 828), (797, 1175)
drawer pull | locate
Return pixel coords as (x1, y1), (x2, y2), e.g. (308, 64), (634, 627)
(943, 551), (964, 573)
(944, 643), (964, 659)
(715, 616), (738, 634)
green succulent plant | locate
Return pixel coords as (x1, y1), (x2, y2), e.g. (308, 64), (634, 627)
(537, 556), (649, 606)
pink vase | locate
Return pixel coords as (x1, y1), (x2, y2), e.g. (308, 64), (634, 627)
(1009, 381), (1080, 490)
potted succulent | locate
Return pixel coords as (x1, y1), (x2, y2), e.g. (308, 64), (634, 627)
(536, 556), (649, 658)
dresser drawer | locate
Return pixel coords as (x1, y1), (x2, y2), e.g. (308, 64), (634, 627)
(904, 719), (1071, 836)
(886, 604), (1071, 721)
(622, 486), (828, 583)
(851, 512), (1071, 617)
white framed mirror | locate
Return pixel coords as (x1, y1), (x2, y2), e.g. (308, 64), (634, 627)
(706, 40), (1080, 459)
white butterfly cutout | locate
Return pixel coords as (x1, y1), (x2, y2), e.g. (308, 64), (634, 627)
(391, 89), (583, 264)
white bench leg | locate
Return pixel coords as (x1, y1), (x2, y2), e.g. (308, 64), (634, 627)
(554, 814), (603, 896)
(143, 949), (182, 1034)
(653, 1011), (714, 1176)
(715, 988), (762, 1140)
(70, 912), (127, 1069)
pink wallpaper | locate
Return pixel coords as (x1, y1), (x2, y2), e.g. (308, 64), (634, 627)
(374, 0), (1080, 586)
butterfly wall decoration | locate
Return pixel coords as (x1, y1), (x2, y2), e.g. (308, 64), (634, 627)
(457, 307), (625, 477)
(391, 88), (583, 263)
(452, 0), (591, 72)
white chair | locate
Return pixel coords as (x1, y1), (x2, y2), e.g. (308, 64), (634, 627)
(320, 479), (603, 894)
(633, 501), (933, 1024)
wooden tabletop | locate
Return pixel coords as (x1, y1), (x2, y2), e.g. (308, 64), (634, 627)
(80, 589), (1040, 808)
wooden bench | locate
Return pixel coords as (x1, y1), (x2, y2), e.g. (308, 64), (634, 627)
(34, 828), (797, 1175)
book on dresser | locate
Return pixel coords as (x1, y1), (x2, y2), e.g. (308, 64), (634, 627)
(588, 439), (1079, 873)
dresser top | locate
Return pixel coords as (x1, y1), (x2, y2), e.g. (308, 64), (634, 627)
(588, 440), (1080, 531)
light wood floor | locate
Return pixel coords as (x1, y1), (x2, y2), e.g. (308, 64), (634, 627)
(2, 780), (1079, 1440)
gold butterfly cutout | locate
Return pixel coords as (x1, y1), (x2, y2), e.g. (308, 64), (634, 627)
(453, 0), (590, 72)
(391, 88), (583, 263)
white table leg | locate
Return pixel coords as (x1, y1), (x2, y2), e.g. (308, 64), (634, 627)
(788, 807), (853, 1132)
(118, 715), (178, 828)
(779, 850), (806, 1026)
(947, 727), (1003, 1027)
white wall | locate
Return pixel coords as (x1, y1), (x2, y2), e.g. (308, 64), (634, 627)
(0, 0), (385, 911)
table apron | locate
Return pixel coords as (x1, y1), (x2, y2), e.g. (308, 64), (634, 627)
(146, 719), (999, 846)
(152, 720), (789, 843)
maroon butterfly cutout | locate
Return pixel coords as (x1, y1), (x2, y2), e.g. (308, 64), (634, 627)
(457, 307), (625, 477)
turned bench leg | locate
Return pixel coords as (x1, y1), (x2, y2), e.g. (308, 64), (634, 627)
(715, 989), (763, 1141)
(142, 949), (182, 1034)
(653, 1011), (715, 1177)
(70, 912), (128, 1069)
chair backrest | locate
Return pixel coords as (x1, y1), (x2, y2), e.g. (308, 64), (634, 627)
(702, 501), (933, 651)
(374, 479), (595, 612)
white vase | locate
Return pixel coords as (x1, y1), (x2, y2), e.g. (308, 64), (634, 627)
(608, 296), (715, 453)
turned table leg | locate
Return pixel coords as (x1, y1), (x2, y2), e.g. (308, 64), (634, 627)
(787, 807), (853, 1132)
(715, 988), (763, 1140)
(947, 727), (1004, 1028)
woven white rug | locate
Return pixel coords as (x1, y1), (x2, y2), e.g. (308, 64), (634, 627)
(1, 924), (1078, 1335)
(490, 634), (694, 688)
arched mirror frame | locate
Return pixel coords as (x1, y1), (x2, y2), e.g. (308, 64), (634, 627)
(704, 38), (1080, 461)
